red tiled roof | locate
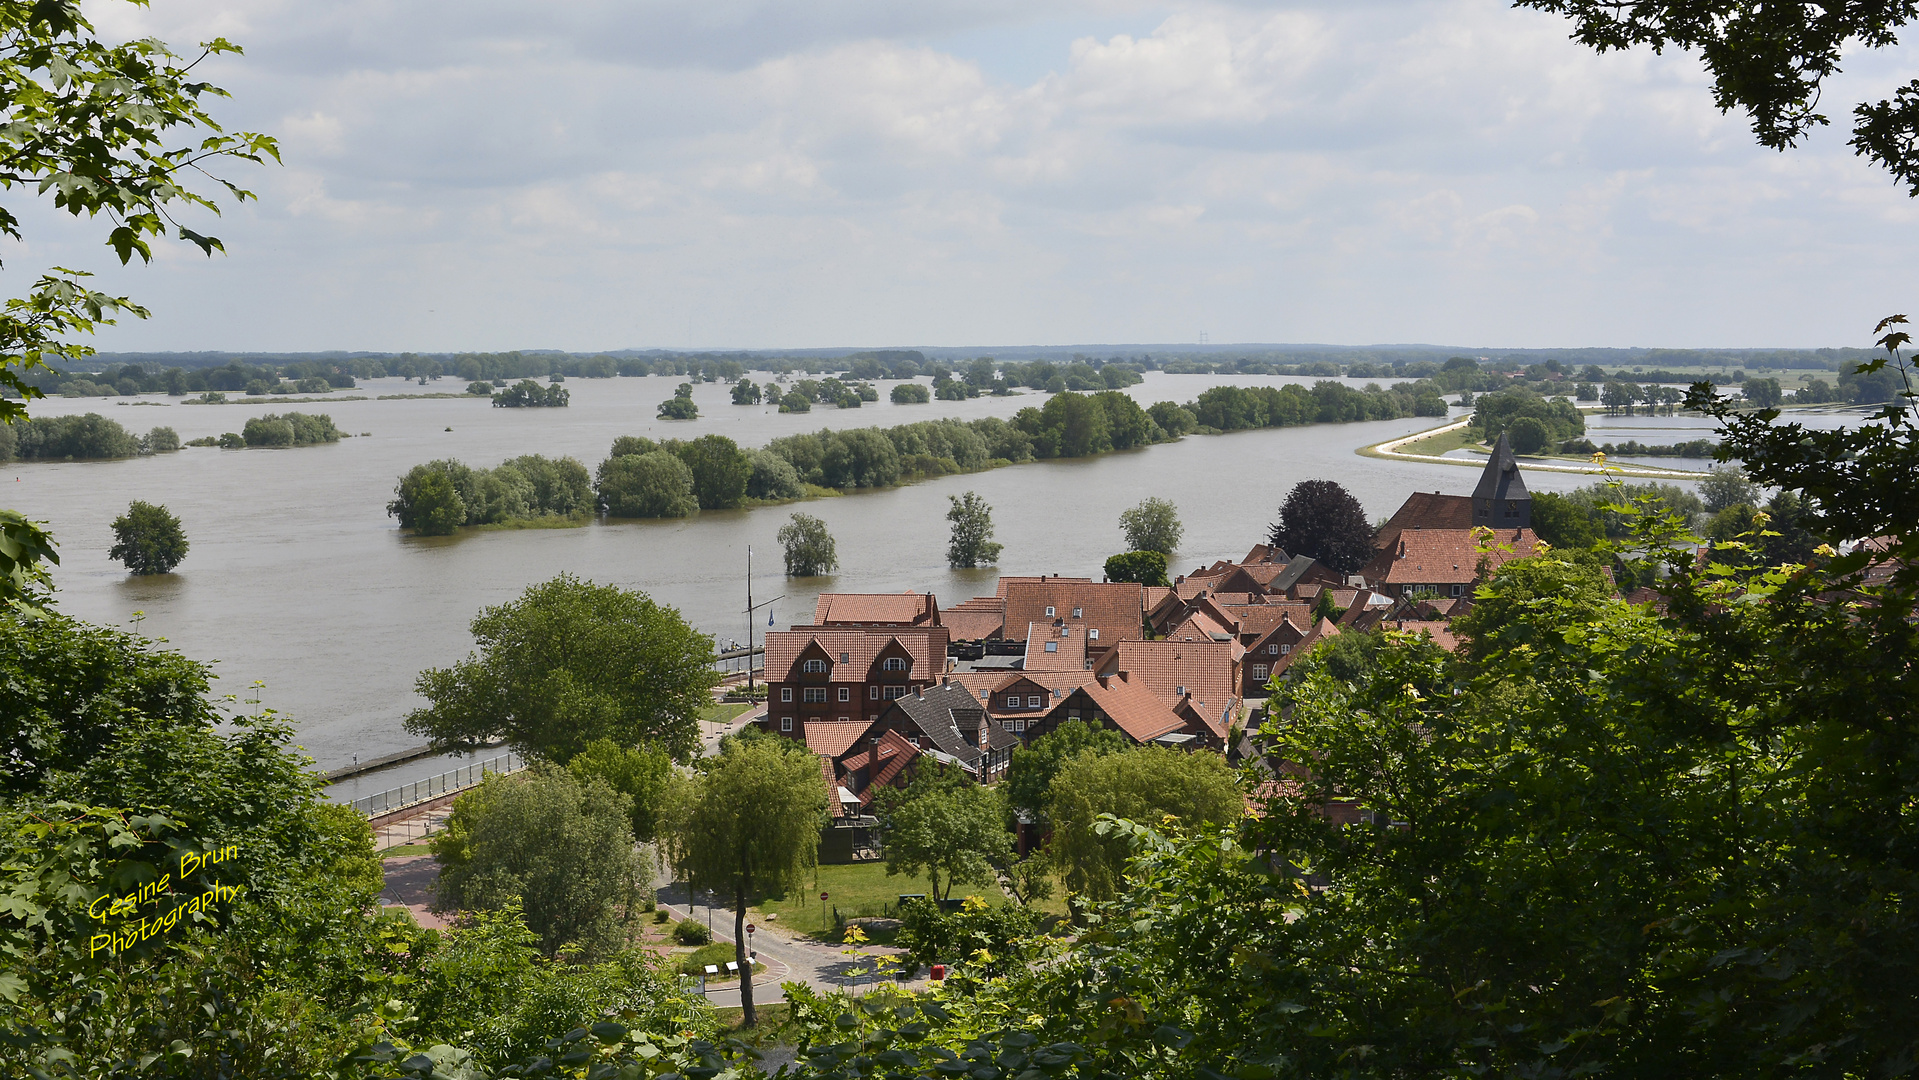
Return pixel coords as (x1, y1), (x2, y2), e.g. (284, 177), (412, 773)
(1073, 673), (1187, 743)
(1002, 580), (1144, 650)
(804, 720), (876, 759)
(1388, 619), (1461, 651)
(943, 596), (1006, 641)
(1143, 586), (1174, 610)
(996, 575), (1093, 598)
(1364, 528), (1540, 587)
(835, 729), (922, 806)
(1095, 639), (1240, 718)
(1374, 492), (1477, 550)
(813, 592), (939, 627)
(1023, 621), (1089, 671)
(1167, 609), (1236, 644)
(764, 627), (950, 683)
(1221, 603), (1312, 638)
(1243, 543), (1286, 564)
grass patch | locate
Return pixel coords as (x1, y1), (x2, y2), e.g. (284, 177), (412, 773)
(381, 843), (432, 859)
(472, 514), (592, 531)
(801, 484), (843, 498)
(752, 862), (1009, 942)
(700, 701), (754, 726)
(678, 941), (742, 976)
(713, 1003), (796, 1044)
(1392, 423), (1480, 459)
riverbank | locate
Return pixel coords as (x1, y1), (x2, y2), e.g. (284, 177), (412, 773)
(1360, 418), (1708, 479)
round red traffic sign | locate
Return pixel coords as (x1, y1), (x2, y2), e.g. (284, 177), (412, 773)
(747, 923), (756, 934)
(821, 892), (829, 901)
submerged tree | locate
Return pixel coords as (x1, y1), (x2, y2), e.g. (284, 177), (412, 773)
(1119, 497), (1183, 555)
(108, 501), (188, 575)
(777, 513), (838, 576)
(946, 491), (1003, 568)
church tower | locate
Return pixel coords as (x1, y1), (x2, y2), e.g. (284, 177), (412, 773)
(1472, 433), (1531, 529)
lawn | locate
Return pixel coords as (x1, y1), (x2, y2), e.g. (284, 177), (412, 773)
(1391, 422), (1480, 459)
(751, 862), (1010, 942)
(701, 701), (754, 726)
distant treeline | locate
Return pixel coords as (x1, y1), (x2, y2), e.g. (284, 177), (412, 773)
(20, 345), (1887, 405)
(0, 414), (178, 462)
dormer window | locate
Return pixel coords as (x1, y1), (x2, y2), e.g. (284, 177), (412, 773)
(1072, 607), (1082, 618)
(882, 657), (907, 671)
(1045, 606), (1056, 617)
(1088, 629), (1099, 640)
(802, 659), (827, 673)
(1176, 686), (1186, 696)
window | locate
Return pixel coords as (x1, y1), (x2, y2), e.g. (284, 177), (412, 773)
(838, 716), (848, 723)
(1012, 719), (1026, 733)
(1505, 500), (1519, 518)
(841, 652), (850, 662)
(1072, 607), (1082, 618)
(1006, 695), (1021, 708)
(781, 687), (793, 702)
(1281, 644), (1292, 654)
(1068, 709), (1080, 719)
(1088, 629), (1099, 640)
(838, 686), (850, 701)
(802, 659), (827, 673)
(1451, 584), (1465, 596)
(883, 685), (908, 700)
(1027, 695), (1043, 708)
(803, 687), (827, 703)
(1268, 643), (1279, 654)
(869, 685), (879, 699)
(1251, 664), (1269, 680)
(780, 716), (793, 732)
(1045, 606), (1056, 617)
(882, 657), (907, 671)
(1044, 642), (1057, 653)
(1175, 686), (1186, 696)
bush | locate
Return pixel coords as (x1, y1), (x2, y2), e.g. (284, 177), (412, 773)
(10, 413), (141, 460)
(139, 426), (180, 454)
(657, 395), (699, 420)
(467, 381), (494, 396)
(890, 382), (930, 404)
(747, 450), (804, 500)
(242, 412), (342, 447)
(673, 918), (713, 946)
(598, 451), (698, 518)
(494, 379), (569, 407)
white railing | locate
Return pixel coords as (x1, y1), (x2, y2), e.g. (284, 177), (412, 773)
(348, 751), (523, 816)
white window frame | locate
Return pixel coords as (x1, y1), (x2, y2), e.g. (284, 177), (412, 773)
(803, 687), (827, 703)
(1268, 643), (1279, 655)
(802, 659), (827, 673)
(1281, 644), (1292, 654)
(781, 687), (793, 702)
(1027, 695), (1043, 708)
(1045, 606), (1056, 617)
(838, 686), (851, 702)
(1088, 629), (1099, 640)
(1251, 664), (1269, 680)
(882, 656), (907, 671)
(1006, 694), (1021, 708)
(883, 685), (909, 700)
(1072, 607), (1082, 618)
(780, 716), (793, 732)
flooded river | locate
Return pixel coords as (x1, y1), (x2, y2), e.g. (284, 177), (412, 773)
(9, 370), (1721, 776)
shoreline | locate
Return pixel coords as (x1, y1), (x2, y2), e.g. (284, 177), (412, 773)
(1358, 418), (1709, 480)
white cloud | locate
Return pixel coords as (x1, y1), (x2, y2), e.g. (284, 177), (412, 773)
(31, 0), (1919, 351)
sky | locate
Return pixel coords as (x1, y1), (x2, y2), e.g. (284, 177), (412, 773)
(18, 0), (1919, 352)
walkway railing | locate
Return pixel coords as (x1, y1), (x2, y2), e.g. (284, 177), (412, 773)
(349, 751), (524, 817)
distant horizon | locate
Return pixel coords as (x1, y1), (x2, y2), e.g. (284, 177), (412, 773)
(80, 341), (1876, 364)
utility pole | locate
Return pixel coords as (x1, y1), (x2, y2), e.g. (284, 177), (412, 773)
(744, 545), (782, 697)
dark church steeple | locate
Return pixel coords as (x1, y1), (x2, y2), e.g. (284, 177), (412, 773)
(1472, 433), (1530, 529)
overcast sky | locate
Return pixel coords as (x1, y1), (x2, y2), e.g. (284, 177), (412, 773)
(23, 0), (1919, 352)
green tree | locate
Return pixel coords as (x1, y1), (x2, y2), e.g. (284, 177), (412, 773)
(1529, 490), (1603, 548)
(946, 491), (1003, 568)
(1699, 464), (1761, 514)
(1103, 550), (1169, 588)
(107, 500), (187, 575)
(675, 434), (750, 510)
(431, 766), (643, 959)
(1045, 746), (1243, 901)
(406, 574), (717, 762)
(1002, 718), (1129, 830)
(1743, 376), (1784, 408)
(1118, 497), (1183, 554)
(657, 392), (699, 420)
(1268, 479), (1373, 573)
(730, 377), (760, 405)
(389, 466), (468, 535)
(777, 512), (838, 576)
(1148, 401), (1198, 438)
(896, 895), (1040, 977)
(565, 737), (674, 843)
(884, 779), (1010, 901)
(891, 382), (930, 404)
(747, 450), (804, 500)
(596, 450), (698, 518)
(662, 736), (827, 1026)
(1506, 414), (1551, 453)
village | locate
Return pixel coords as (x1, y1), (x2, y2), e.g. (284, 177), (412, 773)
(756, 438), (1542, 856)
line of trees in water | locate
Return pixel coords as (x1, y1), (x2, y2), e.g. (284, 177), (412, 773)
(386, 384), (1448, 534)
(0, 414), (179, 462)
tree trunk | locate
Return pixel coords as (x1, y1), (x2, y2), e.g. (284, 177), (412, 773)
(735, 879), (754, 1027)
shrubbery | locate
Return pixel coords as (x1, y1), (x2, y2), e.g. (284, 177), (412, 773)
(673, 918), (713, 946)
(890, 382), (930, 403)
(389, 455), (594, 534)
(492, 379), (569, 407)
(241, 412), (342, 447)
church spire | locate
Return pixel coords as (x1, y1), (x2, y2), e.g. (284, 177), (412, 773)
(1471, 433), (1530, 528)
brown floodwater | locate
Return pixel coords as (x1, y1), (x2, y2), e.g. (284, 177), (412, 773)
(9, 371), (1701, 775)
